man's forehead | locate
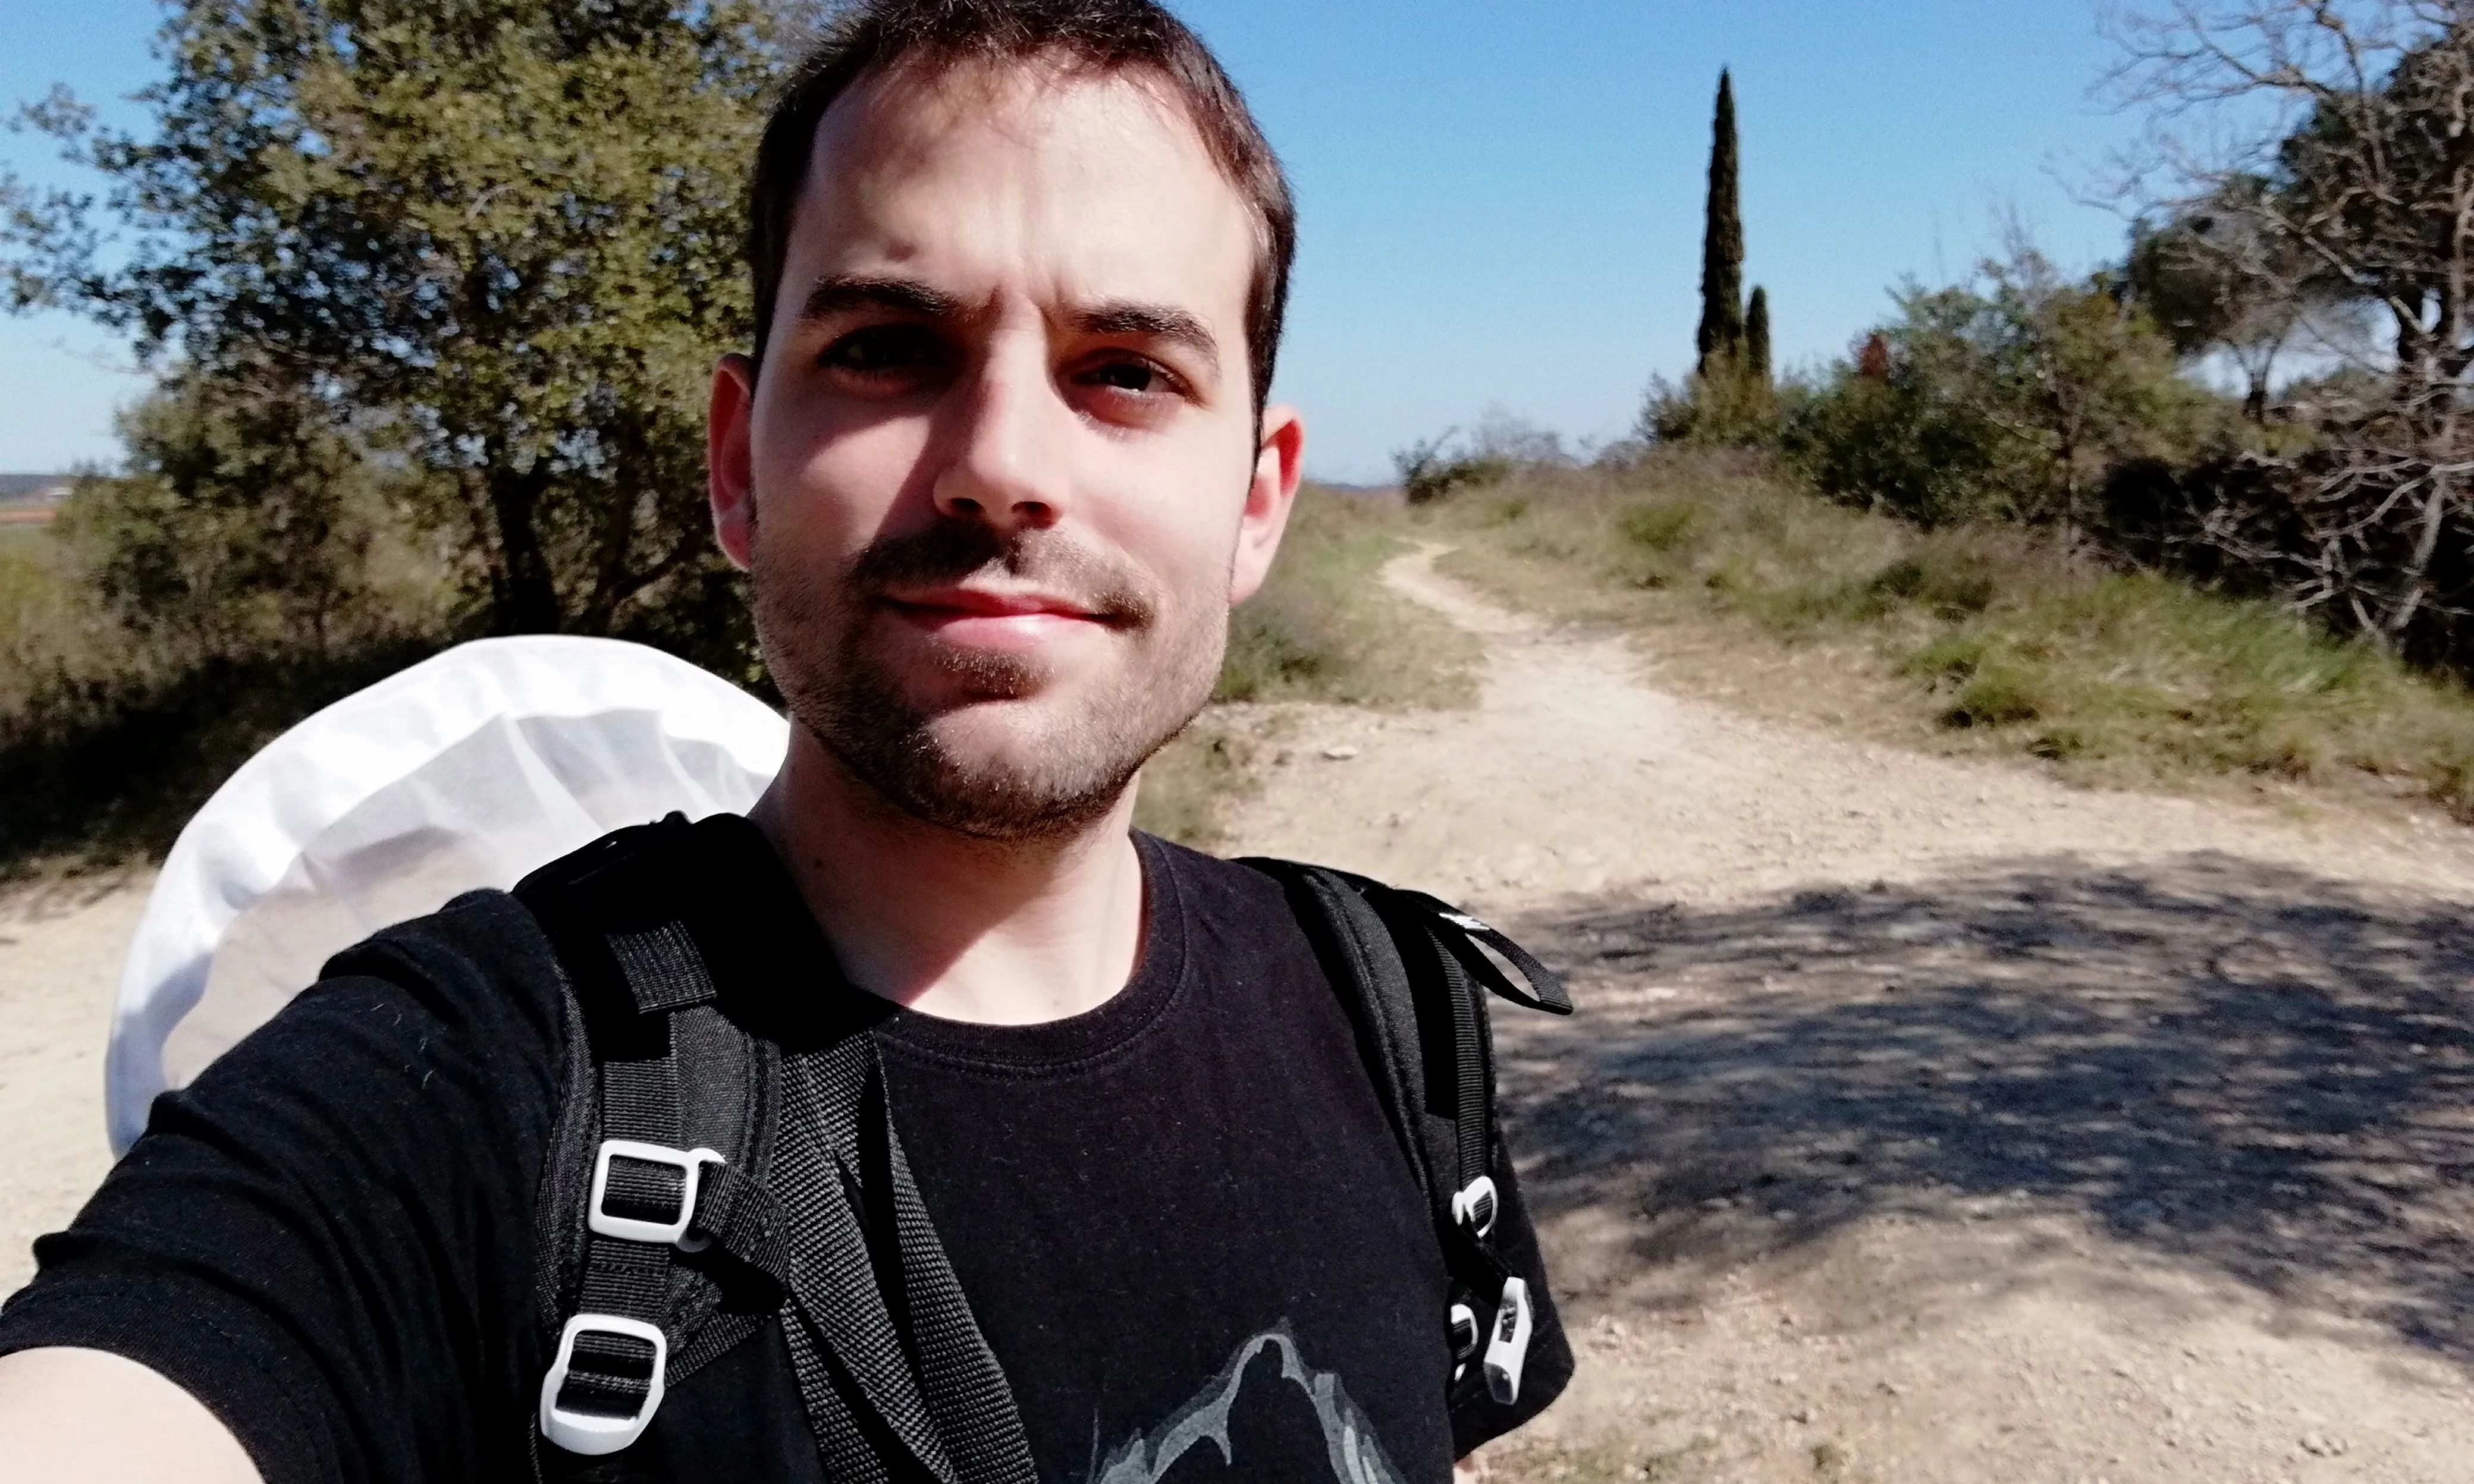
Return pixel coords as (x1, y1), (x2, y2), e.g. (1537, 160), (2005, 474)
(786, 58), (1254, 313)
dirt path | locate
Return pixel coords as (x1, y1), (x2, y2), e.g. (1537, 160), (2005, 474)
(4, 547), (2472, 1480)
(1221, 546), (2474, 1484)
(0, 877), (150, 1294)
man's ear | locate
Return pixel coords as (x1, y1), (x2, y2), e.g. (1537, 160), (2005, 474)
(1229, 404), (1305, 605)
(709, 351), (758, 571)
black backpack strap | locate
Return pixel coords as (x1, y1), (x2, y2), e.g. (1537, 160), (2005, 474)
(772, 1033), (1038, 1484)
(519, 815), (1035, 1481)
(518, 820), (792, 1457)
(1238, 857), (1571, 1411)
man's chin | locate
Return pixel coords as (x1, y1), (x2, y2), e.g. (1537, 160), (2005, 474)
(803, 699), (1145, 841)
(912, 708), (1131, 791)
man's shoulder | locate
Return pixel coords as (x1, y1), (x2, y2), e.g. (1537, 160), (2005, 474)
(319, 886), (567, 1017)
(1138, 831), (1313, 941)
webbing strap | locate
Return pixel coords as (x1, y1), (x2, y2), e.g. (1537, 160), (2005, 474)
(1423, 919), (1493, 1203)
(549, 951), (696, 1433)
(609, 921), (720, 1014)
(774, 1029), (1038, 1484)
(782, 1312), (894, 1484)
(1249, 862), (1433, 1208)
(1389, 887), (1573, 1016)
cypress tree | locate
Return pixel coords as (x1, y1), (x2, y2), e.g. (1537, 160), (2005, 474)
(1695, 68), (1745, 375)
(1744, 285), (1771, 384)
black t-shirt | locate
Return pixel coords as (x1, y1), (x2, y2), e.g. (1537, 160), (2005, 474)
(0, 819), (1568, 1483)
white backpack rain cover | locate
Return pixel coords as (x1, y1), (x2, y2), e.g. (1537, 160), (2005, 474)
(106, 636), (790, 1153)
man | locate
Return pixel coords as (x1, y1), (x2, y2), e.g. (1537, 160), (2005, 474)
(0, 2), (1571, 1480)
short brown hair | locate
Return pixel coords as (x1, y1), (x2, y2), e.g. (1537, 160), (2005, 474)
(746, 0), (1297, 413)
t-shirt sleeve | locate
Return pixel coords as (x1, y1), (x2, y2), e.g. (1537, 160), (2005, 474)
(1451, 1128), (1576, 1458)
(0, 890), (570, 1484)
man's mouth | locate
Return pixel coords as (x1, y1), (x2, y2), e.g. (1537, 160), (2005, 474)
(881, 585), (1120, 652)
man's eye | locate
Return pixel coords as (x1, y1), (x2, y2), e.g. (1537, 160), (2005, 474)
(1078, 357), (1185, 398)
(820, 325), (942, 375)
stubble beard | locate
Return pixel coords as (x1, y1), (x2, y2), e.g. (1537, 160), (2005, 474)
(751, 518), (1226, 841)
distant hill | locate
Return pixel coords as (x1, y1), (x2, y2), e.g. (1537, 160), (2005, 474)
(0, 474), (72, 504)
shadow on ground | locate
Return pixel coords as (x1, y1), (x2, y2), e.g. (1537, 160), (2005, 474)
(1497, 851), (2474, 1360)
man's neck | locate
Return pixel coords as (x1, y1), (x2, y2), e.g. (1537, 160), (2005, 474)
(749, 729), (1148, 1026)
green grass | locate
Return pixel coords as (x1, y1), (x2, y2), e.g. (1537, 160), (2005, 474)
(1414, 448), (2474, 820)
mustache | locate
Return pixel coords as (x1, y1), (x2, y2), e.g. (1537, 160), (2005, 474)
(842, 521), (1160, 624)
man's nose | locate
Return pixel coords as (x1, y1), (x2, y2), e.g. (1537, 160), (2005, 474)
(930, 340), (1070, 533)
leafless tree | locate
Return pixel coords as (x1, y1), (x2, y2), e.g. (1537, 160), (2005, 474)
(2106, 1), (2474, 655)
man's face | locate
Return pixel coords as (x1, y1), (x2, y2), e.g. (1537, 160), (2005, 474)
(709, 61), (1301, 839)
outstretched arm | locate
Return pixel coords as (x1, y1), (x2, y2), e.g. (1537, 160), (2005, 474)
(0, 1348), (260, 1483)
(0, 892), (572, 1483)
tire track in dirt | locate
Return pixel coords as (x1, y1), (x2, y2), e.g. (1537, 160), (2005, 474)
(1223, 545), (2474, 1484)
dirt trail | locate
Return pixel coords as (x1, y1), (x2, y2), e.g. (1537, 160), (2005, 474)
(1222, 546), (2474, 1483)
(0, 879), (150, 1294)
(4, 547), (2472, 1480)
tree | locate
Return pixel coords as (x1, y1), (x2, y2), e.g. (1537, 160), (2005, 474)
(1979, 244), (2201, 540)
(2108, 2), (2474, 655)
(1744, 284), (1772, 385)
(2, 0), (798, 665)
(2126, 177), (2350, 422)
(1696, 68), (1745, 374)
(61, 370), (438, 665)
(1785, 240), (2207, 532)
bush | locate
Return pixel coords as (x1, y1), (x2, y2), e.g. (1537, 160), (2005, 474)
(56, 376), (448, 668)
(1391, 410), (1571, 505)
(0, 636), (445, 869)
(1395, 435), (1514, 505)
(1782, 369), (2026, 526)
(1782, 250), (2228, 532)
(1640, 354), (1781, 450)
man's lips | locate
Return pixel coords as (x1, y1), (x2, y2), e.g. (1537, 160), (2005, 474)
(880, 587), (1116, 650)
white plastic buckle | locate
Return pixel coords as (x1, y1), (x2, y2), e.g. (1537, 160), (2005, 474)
(588, 1140), (722, 1249)
(1449, 1175), (1499, 1239)
(539, 1313), (668, 1455)
(1483, 1276), (1534, 1406)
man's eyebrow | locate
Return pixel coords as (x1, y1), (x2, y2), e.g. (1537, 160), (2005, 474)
(797, 275), (962, 323)
(1076, 303), (1220, 368)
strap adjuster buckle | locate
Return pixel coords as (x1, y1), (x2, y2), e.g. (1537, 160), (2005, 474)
(589, 1139), (723, 1249)
(1449, 1174), (1499, 1238)
(1483, 1275), (1534, 1405)
(539, 1313), (668, 1455)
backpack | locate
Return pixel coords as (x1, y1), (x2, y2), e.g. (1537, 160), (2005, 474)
(513, 815), (1572, 1478)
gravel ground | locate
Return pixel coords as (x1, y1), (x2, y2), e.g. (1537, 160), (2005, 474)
(1219, 547), (2474, 1484)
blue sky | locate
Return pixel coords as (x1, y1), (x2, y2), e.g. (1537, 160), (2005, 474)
(1, 0), (2155, 481)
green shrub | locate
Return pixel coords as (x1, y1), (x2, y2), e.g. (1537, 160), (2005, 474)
(1782, 253), (2227, 531)
(1640, 356), (1781, 450)
(1621, 502), (1700, 554)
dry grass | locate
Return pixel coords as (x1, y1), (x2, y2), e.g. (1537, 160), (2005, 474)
(1135, 484), (1481, 847)
(1407, 448), (2474, 823)
(1134, 716), (1260, 851)
(1215, 484), (1480, 710)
